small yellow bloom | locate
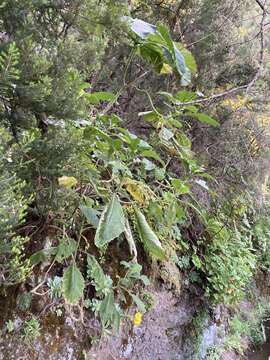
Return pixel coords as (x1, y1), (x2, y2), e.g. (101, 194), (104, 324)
(133, 312), (142, 327)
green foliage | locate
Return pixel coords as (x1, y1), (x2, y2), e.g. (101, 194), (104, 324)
(224, 300), (270, 353)
(0, 0), (268, 349)
(47, 276), (62, 299)
(134, 208), (166, 260)
(94, 194), (125, 249)
(0, 128), (31, 286)
(16, 292), (32, 312)
(87, 256), (149, 330)
(6, 319), (14, 333)
(62, 263), (85, 305)
(203, 218), (256, 305)
(128, 19), (194, 85)
(22, 317), (40, 341)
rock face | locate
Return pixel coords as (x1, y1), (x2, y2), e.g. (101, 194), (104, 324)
(0, 286), (247, 360)
(88, 289), (196, 360)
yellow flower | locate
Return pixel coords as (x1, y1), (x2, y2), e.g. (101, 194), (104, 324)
(133, 312), (142, 327)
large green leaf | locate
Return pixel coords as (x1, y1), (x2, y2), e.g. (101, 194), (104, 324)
(30, 247), (57, 266)
(134, 208), (166, 260)
(94, 194), (125, 248)
(80, 204), (99, 229)
(55, 238), (77, 262)
(99, 290), (121, 330)
(84, 91), (115, 105)
(190, 112), (220, 127)
(62, 263), (85, 305)
(127, 18), (192, 85)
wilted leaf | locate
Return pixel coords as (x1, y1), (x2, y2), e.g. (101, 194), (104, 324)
(62, 263), (85, 305)
(160, 63), (173, 74)
(134, 208), (166, 260)
(58, 176), (78, 189)
(123, 178), (153, 205)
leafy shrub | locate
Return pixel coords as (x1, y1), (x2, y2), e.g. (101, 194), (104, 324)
(0, 128), (31, 286)
(203, 218), (256, 305)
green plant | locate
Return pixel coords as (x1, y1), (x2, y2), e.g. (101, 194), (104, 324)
(47, 276), (62, 299)
(6, 320), (14, 333)
(205, 346), (222, 360)
(0, 128), (32, 286)
(203, 217), (256, 305)
(22, 317), (40, 341)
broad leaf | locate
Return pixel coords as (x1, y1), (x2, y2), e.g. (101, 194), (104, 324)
(134, 208), (166, 260)
(171, 179), (190, 194)
(127, 18), (156, 39)
(62, 263), (85, 305)
(131, 293), (146, 313)
(99, 291), (121, 330)
(190, 113), (220, 127)
(84, 91), (115, 105)
(30, 247), (57, 266)
(94, 194), (125, 248)
(55, 238), (77, 262)
(175, 43), (197, 74)
(80, 205), (99, 229)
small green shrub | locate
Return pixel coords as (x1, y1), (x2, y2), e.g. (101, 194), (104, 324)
(0, 128), (32, 286)
(22, 317), (41, 341)
(203, 218), (256, 305)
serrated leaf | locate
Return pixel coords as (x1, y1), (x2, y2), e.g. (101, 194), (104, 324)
(94, 194), (125, 248)
(134, 208), (166, 260)
(62, 263), (85, 305)
(55, 238), (77, 262)
(174, 90), (197, 103)
(87, 255), (112, 296)
(30, 247), (57, 266)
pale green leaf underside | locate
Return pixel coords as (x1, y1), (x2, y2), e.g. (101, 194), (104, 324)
(94, 194), (125, 248)
(134, 208), (166, 260)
